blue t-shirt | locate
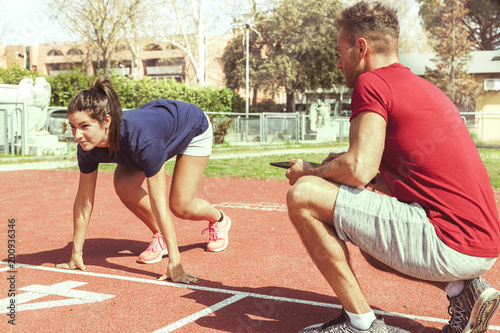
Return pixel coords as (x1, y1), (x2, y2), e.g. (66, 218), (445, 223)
(77, 99), (209, 177)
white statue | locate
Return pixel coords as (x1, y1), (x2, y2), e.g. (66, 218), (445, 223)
(17, 77), (51, 135)
(309, 102), (319, 132)
(318, 100), (330, 129)
(310, 99), (331, 131)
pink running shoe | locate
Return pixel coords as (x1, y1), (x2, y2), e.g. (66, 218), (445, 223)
(138, 233), (168, 264)
(202, 211), (231, 252)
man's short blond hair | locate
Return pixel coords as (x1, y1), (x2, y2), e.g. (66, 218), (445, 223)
(335, 1), (399, 55)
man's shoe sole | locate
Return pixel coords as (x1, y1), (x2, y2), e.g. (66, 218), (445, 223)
(465, 288), (500, 333)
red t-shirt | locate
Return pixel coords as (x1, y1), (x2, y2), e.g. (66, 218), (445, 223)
(351, 63), (500, 257)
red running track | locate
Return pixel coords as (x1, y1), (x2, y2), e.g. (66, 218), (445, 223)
(0, 170), (499, 332)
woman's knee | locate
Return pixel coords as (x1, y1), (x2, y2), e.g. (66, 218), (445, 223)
(113, 176), (128, 198)
(113, 167), (144, 200)
(169, 197), (194, 219)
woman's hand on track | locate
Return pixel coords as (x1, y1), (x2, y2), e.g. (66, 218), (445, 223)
(55, 253), (88, 271)
(157, 262), (199, 284)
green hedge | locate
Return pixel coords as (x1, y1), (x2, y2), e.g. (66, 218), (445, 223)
(0, 63), (41, 85)
(0, 66), (243, 113)
(0, 67), (244, 144)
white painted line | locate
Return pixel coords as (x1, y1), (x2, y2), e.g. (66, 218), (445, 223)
(153, 294), (247, 332)
(20, 280), (114, 301)
(214, 202), (287, 212)
(0, 280), (115, 313)
(6, 294), (96, 312)
(373, 309), (448, 324)
(1, 262), (499, 331)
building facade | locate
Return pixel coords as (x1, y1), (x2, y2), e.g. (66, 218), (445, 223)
(0, 35), (232, 88)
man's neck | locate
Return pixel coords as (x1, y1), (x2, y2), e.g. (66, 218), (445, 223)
(365, 53), (400, 71)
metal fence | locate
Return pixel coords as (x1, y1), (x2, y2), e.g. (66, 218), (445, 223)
(207, 112), (351, 144)
(2, 108), (500, 157)
(209, 111), (500, 144)
(0, 101), (29, 156)
(460, 111), (500, 142)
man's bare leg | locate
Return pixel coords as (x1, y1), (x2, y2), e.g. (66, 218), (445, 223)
(287, 175), (371, 315)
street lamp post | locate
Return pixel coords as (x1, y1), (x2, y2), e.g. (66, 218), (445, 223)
(243, 13), (253, 141)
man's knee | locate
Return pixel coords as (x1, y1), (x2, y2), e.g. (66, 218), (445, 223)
(287, 176), (317, 212)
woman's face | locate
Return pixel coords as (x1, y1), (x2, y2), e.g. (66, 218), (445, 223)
(68, 111), (111, 151)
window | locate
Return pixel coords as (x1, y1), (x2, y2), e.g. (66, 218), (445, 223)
(47, 49), (63, 56)
(144, 43), (162, 51)
(67, 48), (83, 56)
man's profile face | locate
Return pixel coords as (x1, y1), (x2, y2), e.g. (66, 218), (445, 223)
(336, 28), (364, 89)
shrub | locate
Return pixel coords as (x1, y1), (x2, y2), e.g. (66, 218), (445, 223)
(1, 66), (244, 144)
(46, 68), (94, 106)
(0, 63), (41, 85)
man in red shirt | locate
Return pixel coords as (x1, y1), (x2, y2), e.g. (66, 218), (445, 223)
(286, 1), (500, 332)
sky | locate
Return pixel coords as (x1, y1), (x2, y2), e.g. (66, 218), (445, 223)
(0, 0), (71, 46)
(0, 0), (426, 52)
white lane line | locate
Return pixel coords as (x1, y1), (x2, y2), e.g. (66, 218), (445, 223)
(1, 262), (499, 331)
(214, 202), (287, 212)
(153, 294), (247, 332)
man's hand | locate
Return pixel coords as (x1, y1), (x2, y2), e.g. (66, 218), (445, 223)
(157, 261), (199, 284)
(286, 159), (315, 186)
(55, 252), (88, 271)
(321, 152), (345, 165)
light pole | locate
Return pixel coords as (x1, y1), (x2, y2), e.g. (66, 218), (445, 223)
(243, 13), (253, 141)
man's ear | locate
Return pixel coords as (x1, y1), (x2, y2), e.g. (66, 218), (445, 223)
(357, 38), (368, 59)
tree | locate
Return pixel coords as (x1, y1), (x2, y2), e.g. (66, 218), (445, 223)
(148, 0), (238, 86)
(462, 0), (500, 50)
(343, 0), (432, 53)
(419, 0), (500, 50)
(422, 0), (481, 107)
(390, 0), (432, 53)
(226, 0), (343, 113)
(50, 0), (146, 75)
(222, 2), (271, 107)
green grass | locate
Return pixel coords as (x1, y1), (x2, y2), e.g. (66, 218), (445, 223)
(92, 152), (326, 181)
(66, 147), (500, 191)
(204, 153), (327, 180)
(479, 148), (500, 191)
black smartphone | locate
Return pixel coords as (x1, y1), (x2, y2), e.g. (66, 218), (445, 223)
(270, 161), (321, 169)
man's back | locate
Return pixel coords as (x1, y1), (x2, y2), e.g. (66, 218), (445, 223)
(351, 63), (500, 257)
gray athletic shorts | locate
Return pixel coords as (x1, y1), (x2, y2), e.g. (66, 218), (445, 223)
(333, 185), (497, 282)
(180, 114), (213, 157)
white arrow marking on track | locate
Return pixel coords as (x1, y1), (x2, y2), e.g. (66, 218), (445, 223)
(0, 280), (115, 313)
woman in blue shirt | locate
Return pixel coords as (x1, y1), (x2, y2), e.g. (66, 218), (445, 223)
(56, 76), (231, 284)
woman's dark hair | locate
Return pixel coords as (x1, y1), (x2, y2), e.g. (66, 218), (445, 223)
(335, 1), (400, 55)
(67, 76), (122, 158)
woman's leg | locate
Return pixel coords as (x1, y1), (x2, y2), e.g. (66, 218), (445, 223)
(114, 165), (167, 263)
(170, 154), (230, 252)
(169, 154), (220, 221)
(113, 165), (161, 233)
